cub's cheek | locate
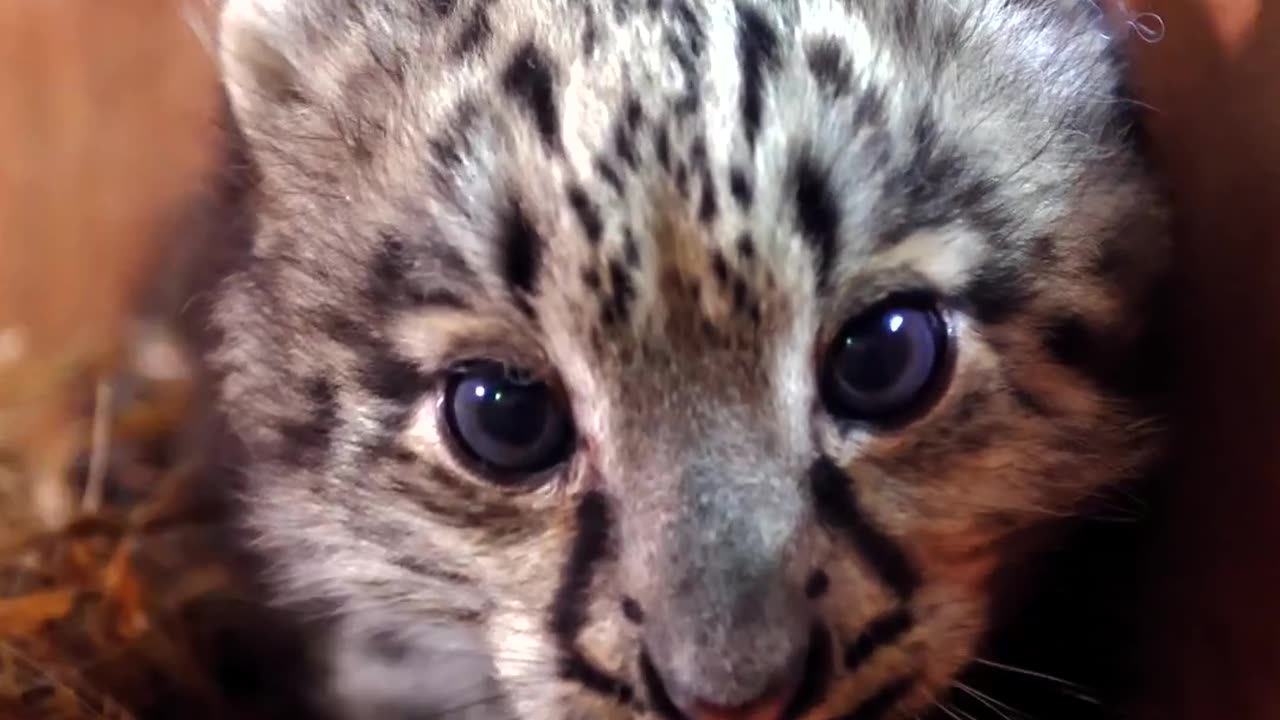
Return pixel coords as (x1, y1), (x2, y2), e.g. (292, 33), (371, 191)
(913, 529), (1005, 593)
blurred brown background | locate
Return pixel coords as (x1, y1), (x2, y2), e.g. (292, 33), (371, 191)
(0, 0), (1277, 718)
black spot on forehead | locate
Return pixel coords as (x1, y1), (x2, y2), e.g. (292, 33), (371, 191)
(613, 119), (639, 169)
(453, 2), (492, 57)
(501, 42), (561, 152)
(366, 231), (476, 312)
(806, 37), (853, 96)
(498, 198), (544, 314)
(654, 124), (672, 170)
(605, 259), (637, 325)
(791, 151), (840, 291)
(734, 1), (780, 148)
(852, 85), (887, 129)
(729, 166), (753, 210)
(426, 0), (458, 16)
(596, 157), (625, 194)
(566, 184), (604, 245)
(698, 169), (718, 225)
(625, 95), (644, 132)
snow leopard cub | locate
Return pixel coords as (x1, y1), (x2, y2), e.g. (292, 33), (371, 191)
(207, 0), (1170, 718)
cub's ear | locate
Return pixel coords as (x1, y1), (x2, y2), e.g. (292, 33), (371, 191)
(218, 0), (320, 124)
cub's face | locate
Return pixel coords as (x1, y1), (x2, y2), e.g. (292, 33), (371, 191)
(210, 0), (1167, 718)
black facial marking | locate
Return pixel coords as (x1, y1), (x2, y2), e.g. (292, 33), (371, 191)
(623, 228), (641, 267)
(1041, 312), (1157, 401)
(792, 152), (840, 291)
(625, 96), (644, 133)
(954, 177), (1007, 233)
(698, 169), (719, 224)
(596, 157), (625, 194)
(566, 184), (605, 245)
(360, 351), (435, 406)
(805, 569), (829, 599)
(582, 267), (602, 290)
(664, 30), (702, 116)
(607, 259), (637, 324)
(735, 2), (780, 148)
(582, 3), (598, 55)
(19, 686), (57, 708)
(852, 85), (887, 129)
(806, 37), (853, 96)
(366, 629), (410, 663)
(881, 114), (978, 247)
(498, 200), (543, 308)
(1009, 382), (1053, 417)
(729, 166), (753, 209)
(731, 276), (750, 315)
(782, 624), (833, 720)
(688, 134), (708, 173)
(367, 233), (473, 311)
(809, 458), (920, 599)
(844, 608), (913, 671)
(621, 597), (646, 624)
(279, 376), (338, 465)
(411, 288), (470, 309)
(736, 232), (756, 261)
(654, 124), (672, 170)
(961, 260), (1034, 325)
(674, 161), (690, 196)
(501, 42), (561, 151)
(710, 250), (730, 287)
(672, 0), (705, 57)
(551, 491), (612, 638)
(890, 0), (922, 44)
(551, 492), (635, 704)
(389, 467), (529, 533)
(562, 655), (636, 705)
(453, 2), (492, 57)
(368, 234), (411, 308)
(614, 118), (639, 169)
(427, 0), (457, 16)
(1044, 314), (1093, 372)
(837, 676), (915, 720)
(640, 651), (686, 720)
(426, 102), (481, 197)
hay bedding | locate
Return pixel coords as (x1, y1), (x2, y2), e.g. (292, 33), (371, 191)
(0, 325), (319, 720)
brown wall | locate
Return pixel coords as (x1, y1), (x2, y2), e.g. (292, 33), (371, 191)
(0, 0), (219, 525)
(1130, 1), (1280, 718)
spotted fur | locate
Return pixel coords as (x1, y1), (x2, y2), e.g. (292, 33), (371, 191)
(208, 0), (1169, 718)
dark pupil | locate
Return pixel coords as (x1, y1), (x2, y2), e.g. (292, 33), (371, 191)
(837, 314), (913, 390)
(472, 377), (551, 448)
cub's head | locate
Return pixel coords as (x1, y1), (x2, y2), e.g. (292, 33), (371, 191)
(208, 0), (1168, 718)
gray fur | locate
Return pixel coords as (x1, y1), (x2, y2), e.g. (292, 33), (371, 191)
(209, 0), (1168, 717)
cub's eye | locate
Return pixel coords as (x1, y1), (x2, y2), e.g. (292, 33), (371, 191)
(821, 298), (950, 425)
(442, 361), (574, 478)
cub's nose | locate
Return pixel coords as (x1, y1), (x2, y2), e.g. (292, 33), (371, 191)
(642, 634), (811, 720)
(686, 673), (803, 720)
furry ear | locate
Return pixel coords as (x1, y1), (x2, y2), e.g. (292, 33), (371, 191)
(218, 0), (312, 122)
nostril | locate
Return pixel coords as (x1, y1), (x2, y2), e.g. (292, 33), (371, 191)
(804, 570), (829, 599)
(622, 597), (646, 624)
